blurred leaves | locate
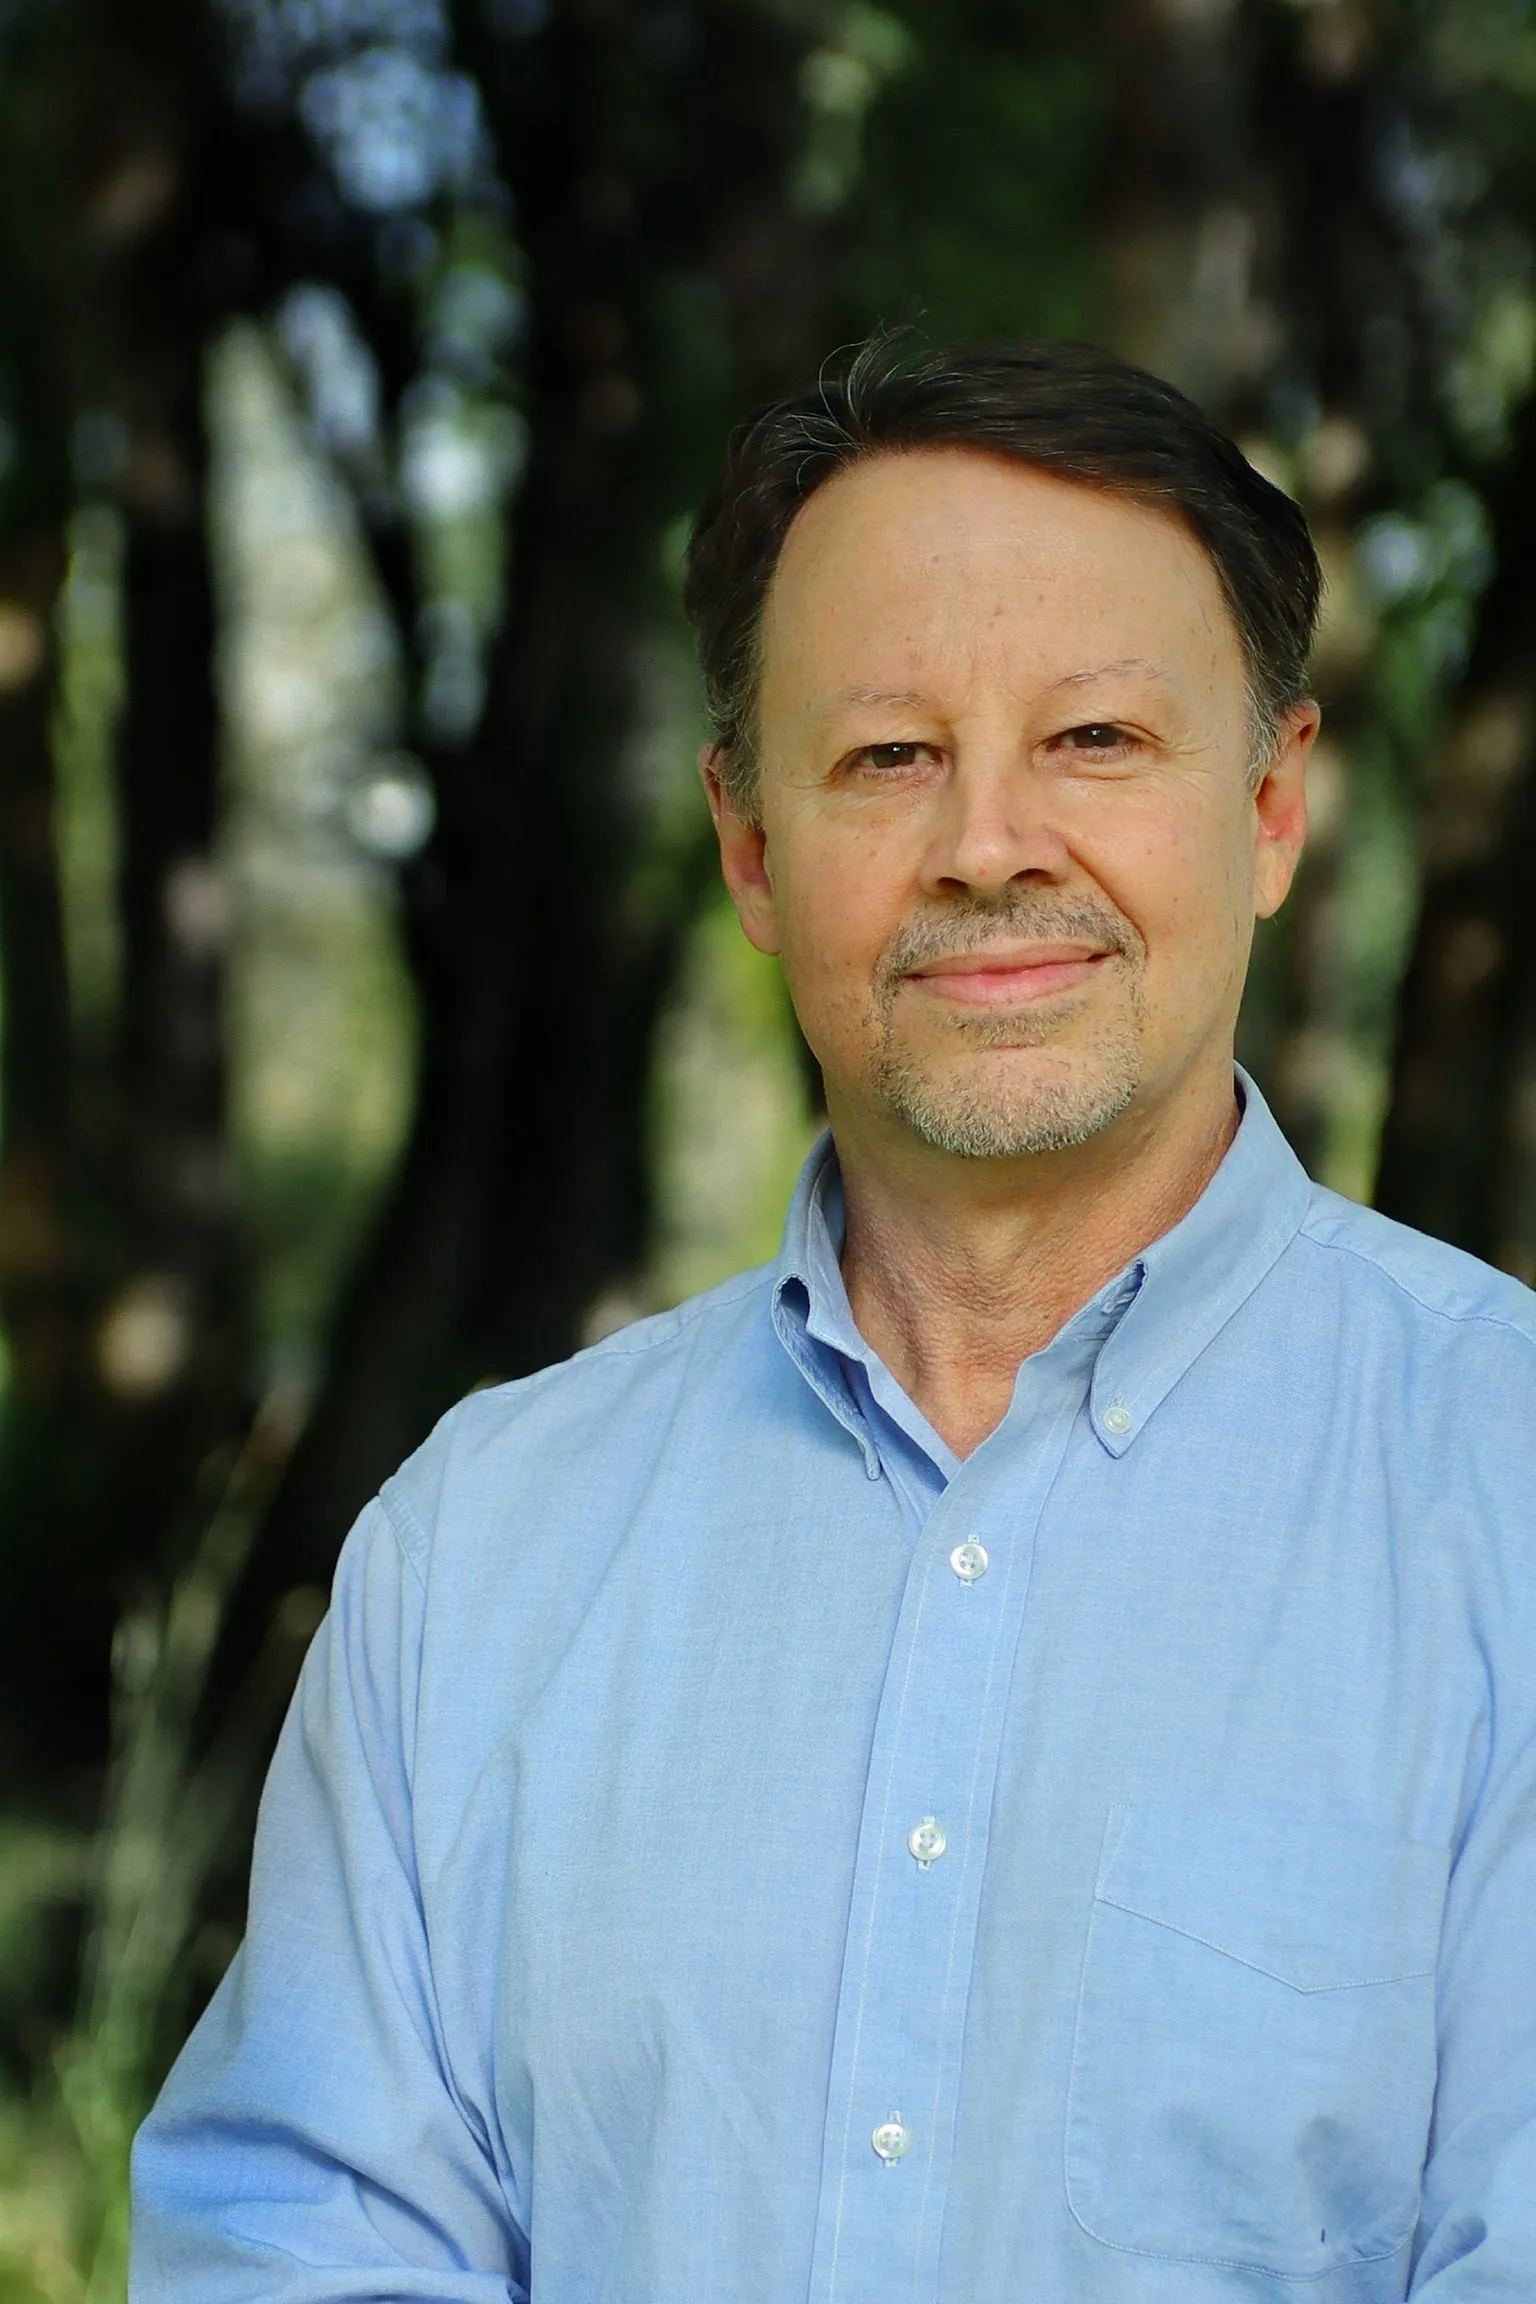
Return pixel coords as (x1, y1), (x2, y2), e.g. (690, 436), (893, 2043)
(0, 1395), (315, 2301)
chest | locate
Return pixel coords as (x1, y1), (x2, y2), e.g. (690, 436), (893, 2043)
(416, 1400), (1476, 2298)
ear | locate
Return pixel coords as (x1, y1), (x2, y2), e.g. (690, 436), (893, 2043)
(1252, 701), (1321, 922)
(700, 744), (781, 956)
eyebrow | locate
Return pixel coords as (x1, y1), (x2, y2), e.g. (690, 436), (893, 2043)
(826, 684), (932, 712)
(1050, 657), (1179, 692)
(824, 661), (1180, 715)
(815, 660), (1185, 734)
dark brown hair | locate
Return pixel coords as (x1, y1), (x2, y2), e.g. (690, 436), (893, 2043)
(684, 332), (1322, 815)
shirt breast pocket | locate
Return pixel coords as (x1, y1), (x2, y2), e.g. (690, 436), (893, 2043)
(1065, 1800), (1448, 2282)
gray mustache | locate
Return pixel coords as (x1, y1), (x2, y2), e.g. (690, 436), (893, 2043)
(877, 896), (1144, 982)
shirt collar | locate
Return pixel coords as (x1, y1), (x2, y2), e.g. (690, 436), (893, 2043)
(1083, 1067), (1312, 1454)
(771, 1067), (1312, 1461)
(771, 1138), (886, 1478)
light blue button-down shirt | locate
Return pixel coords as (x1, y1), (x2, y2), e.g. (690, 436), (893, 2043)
(132, 1073), (1536, 2301)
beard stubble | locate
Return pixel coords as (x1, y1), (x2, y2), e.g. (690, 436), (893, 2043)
(867, 890), (1148, 1159)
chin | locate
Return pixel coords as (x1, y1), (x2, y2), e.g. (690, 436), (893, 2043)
(875, 1044), (1142, 1161)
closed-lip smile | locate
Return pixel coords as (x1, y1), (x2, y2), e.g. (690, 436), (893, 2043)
(905, 940), (1110, 1007)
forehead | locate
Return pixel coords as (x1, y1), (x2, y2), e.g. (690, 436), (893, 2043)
(759, 446), (1244, 719)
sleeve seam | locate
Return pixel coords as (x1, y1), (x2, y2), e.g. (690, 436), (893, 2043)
(377, 1486), (430, 1585)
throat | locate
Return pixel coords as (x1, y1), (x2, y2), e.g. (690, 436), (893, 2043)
(833, 1079), (1240, 1456)
(841, 1229), (1084, 1458)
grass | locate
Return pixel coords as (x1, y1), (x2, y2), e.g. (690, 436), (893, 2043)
(0, 1397), (319, 2304)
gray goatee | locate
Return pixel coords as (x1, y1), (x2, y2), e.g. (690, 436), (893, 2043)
(869, 890), (1147, 1159)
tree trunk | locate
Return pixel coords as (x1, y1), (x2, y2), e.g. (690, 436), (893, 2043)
(0, 6), (104, 1793)
(1094, 0), (1450, 1180)
(261, 0), (832, 1585)
(0, 0), (252, 1786)
(1373, 397), (1536, 1269)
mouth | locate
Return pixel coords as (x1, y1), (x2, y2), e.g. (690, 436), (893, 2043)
(903, 941), (1111, 1009)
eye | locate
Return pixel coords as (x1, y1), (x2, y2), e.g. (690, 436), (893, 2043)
(1056, 722), (1134, 754)
(845, 740), (942, 776)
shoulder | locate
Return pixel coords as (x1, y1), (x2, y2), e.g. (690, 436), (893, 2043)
(1279, 1190), (1536, 1494)
(1291, 1186), (1536, 1354)
(377, 1261), (782, 1571)
(1251, 1193), (1536, 1661)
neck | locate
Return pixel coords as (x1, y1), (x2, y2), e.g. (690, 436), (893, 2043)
(832, 1067), (1240, 1458)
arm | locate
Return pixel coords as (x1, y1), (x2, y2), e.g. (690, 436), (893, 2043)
(1410, 1713), (1536, 2294)
(130, 1498), (527, 2302)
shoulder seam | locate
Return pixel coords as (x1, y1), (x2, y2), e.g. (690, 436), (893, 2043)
(1297, 1217), (1536, 1350)
(371, 1267), (782, 1571)
(585, 1266), (777, 1361)
(376, 1486), (430, 1583)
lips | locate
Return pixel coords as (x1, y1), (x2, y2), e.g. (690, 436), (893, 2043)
(905, 943), (1109, 1007)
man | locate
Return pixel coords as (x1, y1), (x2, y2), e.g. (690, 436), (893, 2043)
(133, 337), (1536, 2300)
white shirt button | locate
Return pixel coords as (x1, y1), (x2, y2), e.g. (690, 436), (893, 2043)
(907, 1816), (947, 1866)
(1101, 1402), (1133, 1435)
(871, 2116), (911, 2163)
(949, 1539), (989, 1583)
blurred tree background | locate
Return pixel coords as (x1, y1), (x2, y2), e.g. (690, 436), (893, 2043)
(0, 0), (1533, 2288)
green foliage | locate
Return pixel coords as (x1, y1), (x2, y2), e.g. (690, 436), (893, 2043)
(211, 325), (420, 1387)
(0, 1403), (317, 2302)
(840, 2), (1104, 341)
(648, 880), (822, 1309)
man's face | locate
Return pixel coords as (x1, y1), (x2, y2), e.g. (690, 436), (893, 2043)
(708, 447), (1313, 1164)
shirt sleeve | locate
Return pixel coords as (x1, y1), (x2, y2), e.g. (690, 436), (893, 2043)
(130, 1495), (527, 2303)
(1410, 1704), (1536, 2293)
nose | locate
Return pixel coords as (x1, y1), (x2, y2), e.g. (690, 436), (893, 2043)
(918, 749), (1073, 898)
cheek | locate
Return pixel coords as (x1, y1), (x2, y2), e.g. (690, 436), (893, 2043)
(778, 895), (877, 1025)
(770, 832), (903, 1038)
(1088, 803), (1254, 975)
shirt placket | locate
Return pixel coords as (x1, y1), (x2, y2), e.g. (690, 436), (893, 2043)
(805, 1360), (1091, 2304)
